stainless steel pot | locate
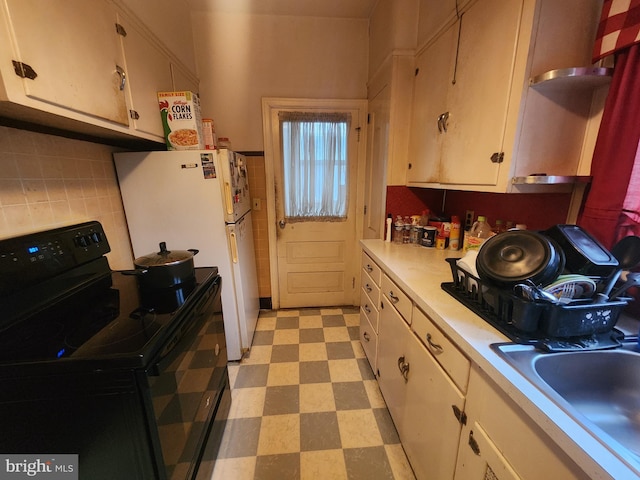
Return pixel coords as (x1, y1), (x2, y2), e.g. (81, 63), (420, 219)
(126, 242), (199, 289)
(476, 230), (565, 288)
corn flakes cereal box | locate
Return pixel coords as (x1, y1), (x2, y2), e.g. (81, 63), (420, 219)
(157, 91), (204, 150)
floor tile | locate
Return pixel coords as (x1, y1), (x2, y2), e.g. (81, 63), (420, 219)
(300, 411), (342, 451)
(299, 382), (337, 413)
(257, 414), (300, 455)
(228, 387), (266, 419)
(263, 385), (299, 415)
(299, 328), (324, 343)
(337, 410), (384, 449)
(251, 330), (274, 346)
(276, 316), (300, 330)
(328, 359), (364, 382)
(299, 342), (328, 362)
(322, 314), (346, 327)
(234, 364), (269, 388)
(270, 344), (299, 363)
(326, 341), (356, 359)
(254, 453), (300, 480)
(343, 446), (395, 480)
(332, 382), (371, 410)
(299, 360), (331, 384)
(273, 328), (300, 345)
(217, 417), (262, 458)
(266, 362), (300, 386)
(300, 449), (347, 479)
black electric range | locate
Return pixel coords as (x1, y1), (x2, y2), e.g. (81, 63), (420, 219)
(0, 222), (230, 480)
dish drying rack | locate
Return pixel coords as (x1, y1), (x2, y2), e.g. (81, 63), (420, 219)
(442, 258), (628, 352)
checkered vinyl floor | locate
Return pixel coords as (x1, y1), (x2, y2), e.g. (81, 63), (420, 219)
(209, 307), (416, 479)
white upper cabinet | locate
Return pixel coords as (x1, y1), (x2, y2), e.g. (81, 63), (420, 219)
(407, 0), (606, 193)
(0, 0), (199, 143)
(1, 0), (129, 126)
(116, 13), (173, 138)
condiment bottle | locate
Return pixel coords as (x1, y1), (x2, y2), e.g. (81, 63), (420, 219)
(492, 219), (505, 234)
(463, 215), (493, 251)
(449, 215), (461, 250)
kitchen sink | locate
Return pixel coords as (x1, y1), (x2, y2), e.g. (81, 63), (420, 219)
(492, 340), (640, 470)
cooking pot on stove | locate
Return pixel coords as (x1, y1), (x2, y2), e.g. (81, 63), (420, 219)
(476, 230), (565, 288)
(125, 242), (199, 289)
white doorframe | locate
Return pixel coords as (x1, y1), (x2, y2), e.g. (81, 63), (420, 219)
(262, 97), (368, 310)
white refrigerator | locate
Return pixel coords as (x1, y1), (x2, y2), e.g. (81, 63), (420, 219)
(114, 149), (259, 361)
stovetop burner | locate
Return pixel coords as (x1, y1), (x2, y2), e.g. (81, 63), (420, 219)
(0, 268), (217, 367)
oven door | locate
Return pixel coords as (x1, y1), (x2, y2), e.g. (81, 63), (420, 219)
(139, 275), (228, 480)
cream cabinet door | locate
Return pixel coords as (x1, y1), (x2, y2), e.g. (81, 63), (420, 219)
(439, 0), (524, 186)
(407, 24), (456, 184)
(454, 422), (522, 480)
(363, 84), (390, 239)
(3, 0), (129, 125)
(402, 325), (465, 480)
(117, 14), (173, 138)
(377, 296), (410, 428)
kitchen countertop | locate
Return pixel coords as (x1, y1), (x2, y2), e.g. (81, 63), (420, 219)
(361, 239), (640, 480)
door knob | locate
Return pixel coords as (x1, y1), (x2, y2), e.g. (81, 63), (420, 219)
(279, 219), (286, 229)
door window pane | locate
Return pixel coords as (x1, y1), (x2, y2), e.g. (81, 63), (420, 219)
(280, 112), (350, 220)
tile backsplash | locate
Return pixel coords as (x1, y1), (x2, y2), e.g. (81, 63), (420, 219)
(0, 126), (134, 270)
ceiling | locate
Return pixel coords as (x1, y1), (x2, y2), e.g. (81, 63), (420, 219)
(186, 0), (378, 19)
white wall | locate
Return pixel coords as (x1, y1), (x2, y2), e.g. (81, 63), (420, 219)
(190, 12), (369, 150)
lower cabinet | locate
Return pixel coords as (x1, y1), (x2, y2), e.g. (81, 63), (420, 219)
(454, 365), (589, 480)
(378, 294), (466, 480)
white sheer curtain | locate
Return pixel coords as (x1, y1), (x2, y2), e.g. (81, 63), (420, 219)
(279, 111), (350, 220)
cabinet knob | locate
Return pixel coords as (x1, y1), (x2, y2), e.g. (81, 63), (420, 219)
(366, 264), (373, 272)
(365, 283), (372, 293)
(363, 331), (370, 342)
(364, 304), (371, 314)
(388, 291), (399, 303)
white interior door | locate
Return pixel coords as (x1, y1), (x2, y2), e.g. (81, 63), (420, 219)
(263, 98), (366, 309)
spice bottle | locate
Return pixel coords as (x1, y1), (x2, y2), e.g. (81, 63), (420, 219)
(449, 215), (461, 250)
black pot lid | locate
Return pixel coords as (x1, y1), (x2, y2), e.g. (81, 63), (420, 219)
(476, 231), (560, 285)
(134, 242), (197, 268)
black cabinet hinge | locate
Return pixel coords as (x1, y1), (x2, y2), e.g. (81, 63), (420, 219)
(468, 430), (481, 455)
(115, 23), (127, 37)
(129, 110), (140, 120)
(452, 405), (467, 425)
(490, 152), (504, 163)
(12, 61), (37, 80)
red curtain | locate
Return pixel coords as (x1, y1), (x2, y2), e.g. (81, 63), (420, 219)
(578, 43), (640, 249)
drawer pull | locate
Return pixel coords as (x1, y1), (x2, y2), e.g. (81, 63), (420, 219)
(388, 291), (399, 303)
(397, 356), (410, 382)
(426, 333), (443, 353)
(364, 304), (371, 314)
(363, 331), (370, 342)
(365, 283), (373, 293)
(366, 264), (373, 273)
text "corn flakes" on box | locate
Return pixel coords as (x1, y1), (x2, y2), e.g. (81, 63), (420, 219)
(157, 91), (204, 150)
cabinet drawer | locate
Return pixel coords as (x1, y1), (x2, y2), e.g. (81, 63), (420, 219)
(412, 306), (470, 393)
(360, 289), (379, 333)
(359, 312), (378, 373)
(381, 274), (412, 325)
(361, 252), (381, 286)
(361, 270), (380, 306)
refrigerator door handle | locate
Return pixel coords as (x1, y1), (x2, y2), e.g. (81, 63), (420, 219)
(224, 182), (234, 215)
(229, 231), (239, 263)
